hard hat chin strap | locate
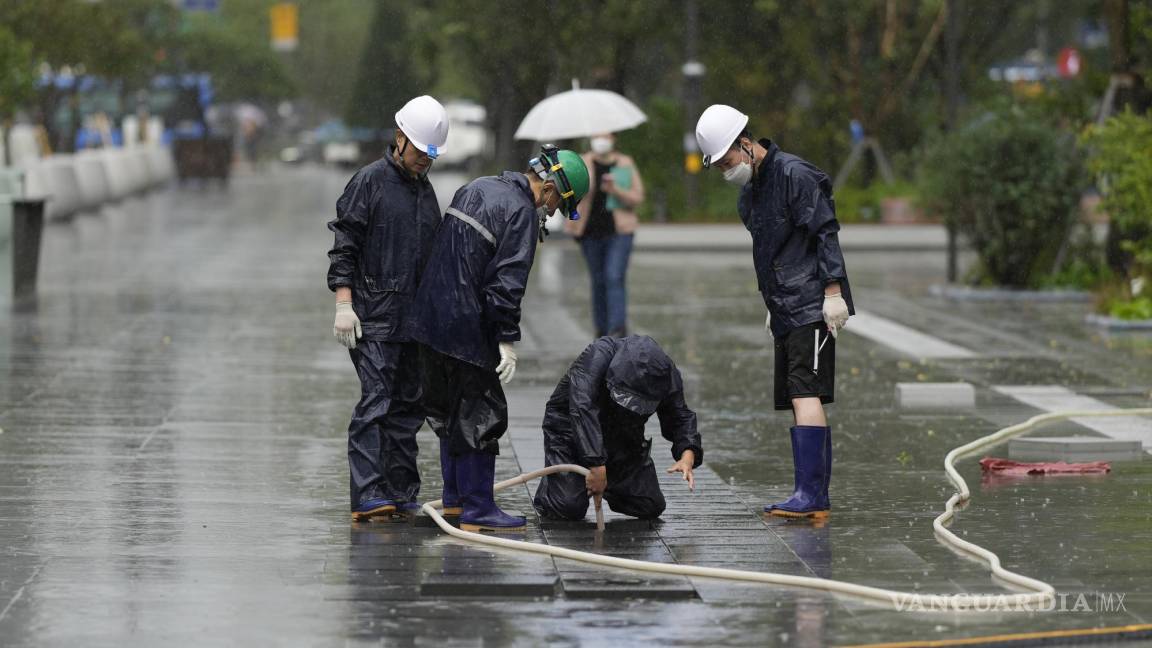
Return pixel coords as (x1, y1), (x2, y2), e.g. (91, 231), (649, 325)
(529, 144), (577, 218)
(393, 133), (432, 180)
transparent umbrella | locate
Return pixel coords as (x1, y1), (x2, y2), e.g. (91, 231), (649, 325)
(514, 80), (647, 141)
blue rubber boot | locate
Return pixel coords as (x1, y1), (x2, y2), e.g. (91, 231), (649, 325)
(764, 427), (800, 513)
(765, 426), (830, 519)
(439, 439), (463, 517)
(821, 426), (832, 512)
(351, 492), (396, 521)
(457, 452), (526, 533)
(394, 501), (423, 517)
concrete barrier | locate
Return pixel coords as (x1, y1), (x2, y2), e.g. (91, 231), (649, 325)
(74, 151), (112, 210)
(0, 167), (23, 196)
(99, 149), (133, 200)
(43, 156), (85, 221)
(125, 148), (150, 194)
(1, 143), (175, 299)
(6, 124), (41, 168)
(21, 161), (58, 221)
(0, 196), (10, 248)
(146, 145), (176, 185)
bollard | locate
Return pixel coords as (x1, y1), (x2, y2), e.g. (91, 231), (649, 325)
(11, 198), (45, 298)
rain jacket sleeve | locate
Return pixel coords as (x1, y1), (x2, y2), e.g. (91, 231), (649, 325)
(567, 342), (615, 466)
(788, 166), (848, 286)
(482, 202), (538, 342)
(657, 375), (703, 468)
(326, 170), (375, 291)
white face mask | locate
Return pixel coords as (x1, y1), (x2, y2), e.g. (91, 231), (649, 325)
(722, 145), (754, 186)
(590, 137), (614, 155)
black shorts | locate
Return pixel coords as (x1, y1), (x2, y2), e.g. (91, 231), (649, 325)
(774, 321), (836, 411)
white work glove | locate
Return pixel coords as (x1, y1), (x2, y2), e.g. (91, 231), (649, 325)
(764, 311), (773, 339)
(333, 302), (361, 349)
(495, 342), (517, 384)
(822, 292), (849, 338)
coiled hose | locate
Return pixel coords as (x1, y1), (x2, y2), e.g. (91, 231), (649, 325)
(421, 408), (1152, 610)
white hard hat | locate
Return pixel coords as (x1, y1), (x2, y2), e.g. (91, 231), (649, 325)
(395, 95), (449, 159)
(695, 104), (749, 167)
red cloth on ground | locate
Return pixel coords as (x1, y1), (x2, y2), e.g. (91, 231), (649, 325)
(979, 457), (1111, 475)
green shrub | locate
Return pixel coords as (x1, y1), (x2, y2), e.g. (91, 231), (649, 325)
(833, 181), (919, 224)
(1082, 111), (1152, 319)
(1084, 110), (1152, 292)
(1109, 296), (1152, 321)
(0, 26), (34, 120)
(919, 105), (1086, 288)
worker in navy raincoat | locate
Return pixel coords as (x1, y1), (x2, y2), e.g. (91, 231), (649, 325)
(409, 146), (590, 532)
(533, 335), (702, 521)
(327, 96), (449, 521)
(696, 104), (855, 520)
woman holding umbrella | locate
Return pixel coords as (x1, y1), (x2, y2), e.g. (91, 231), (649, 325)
(513, 82), (648, 338)
(567, 132), (646, 338)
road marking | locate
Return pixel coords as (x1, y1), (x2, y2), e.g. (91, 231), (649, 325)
(847, 311), (977, 359)
(993, 385), (1152, 451)
(0, 564), (42, 623)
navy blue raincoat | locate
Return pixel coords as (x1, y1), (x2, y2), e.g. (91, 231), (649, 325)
(408, 172), (538, 369)
(738, 139), (855, 338)
(327, 148), (442, 340)
(543, 336), (702, 468)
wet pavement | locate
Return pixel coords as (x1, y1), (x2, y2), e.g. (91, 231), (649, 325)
(2, 166), (1151, 646)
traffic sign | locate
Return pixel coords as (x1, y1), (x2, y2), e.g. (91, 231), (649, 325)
(1058, 48), (1082, 78)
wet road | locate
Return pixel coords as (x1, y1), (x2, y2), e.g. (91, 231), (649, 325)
(1, 166), (1150, 646)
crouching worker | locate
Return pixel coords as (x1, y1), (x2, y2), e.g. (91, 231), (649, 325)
(533, 335), (702, 521)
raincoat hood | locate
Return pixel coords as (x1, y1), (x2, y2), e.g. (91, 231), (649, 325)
(605, 336), (679, 416)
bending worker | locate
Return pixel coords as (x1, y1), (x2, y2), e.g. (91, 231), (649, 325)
(327, 96), (449, 521)
(533, 335), (702, 521)
(695, 104), (854, 519)
(409, 145), (589, 533)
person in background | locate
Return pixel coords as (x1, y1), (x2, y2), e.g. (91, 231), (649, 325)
(567, 132), (645, 338)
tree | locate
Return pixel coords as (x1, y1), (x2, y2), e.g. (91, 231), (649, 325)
(344, 2), (433, 130)
(0, 0), (179, 84)
(0, 25), (35, 121)
(920, 104), (1087, 287)
(696, 0), (1099, 171)
(179, 23), (296, 102)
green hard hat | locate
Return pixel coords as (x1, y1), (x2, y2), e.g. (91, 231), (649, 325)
(534, 146), (590, 219)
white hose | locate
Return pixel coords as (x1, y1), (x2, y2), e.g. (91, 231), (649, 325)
(422, 408), (1152, 610)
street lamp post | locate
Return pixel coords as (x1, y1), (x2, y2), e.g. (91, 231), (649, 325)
(944, 0), (961, 283)
(681, 0), (704, 220)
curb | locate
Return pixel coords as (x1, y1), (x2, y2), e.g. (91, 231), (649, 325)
(1086, 314), (1152, 330)
(930, 284), (1093, 302)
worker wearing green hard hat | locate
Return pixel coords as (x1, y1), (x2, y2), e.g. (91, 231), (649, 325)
(529, 144), (590, 238)
(407, 143), (589, 532)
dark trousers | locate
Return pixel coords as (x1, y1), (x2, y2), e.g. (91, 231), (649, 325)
(419, 346), (508, 456)
(533, 435), (666, 521)
(579, 233), (634, 335)
(347, 341), (424, 508)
